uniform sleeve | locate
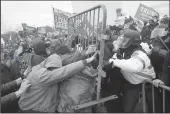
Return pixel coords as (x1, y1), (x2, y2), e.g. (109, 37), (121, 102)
(114, 51), (148, 73)
(160, 53), (170, 85)
(38, 60), (86, 86)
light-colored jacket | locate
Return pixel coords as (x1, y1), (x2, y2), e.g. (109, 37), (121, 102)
(57, 66), (97, 112)
(18, 54), (86, 112)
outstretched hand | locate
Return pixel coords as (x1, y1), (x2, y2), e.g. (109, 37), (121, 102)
(15, 79), (31, 98)
(86, 51), (99, 63)
(85, 45), (97, 55)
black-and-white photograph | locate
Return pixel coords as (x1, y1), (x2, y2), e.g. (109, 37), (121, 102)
(1, 1), (170, 113)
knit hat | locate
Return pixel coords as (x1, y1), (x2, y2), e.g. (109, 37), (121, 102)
(32, 38), (47, 57)
(55, 45), (71, 55)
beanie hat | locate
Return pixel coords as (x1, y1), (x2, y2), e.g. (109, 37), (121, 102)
(32, 38), (47, 57)
(55, 45), (71, 55)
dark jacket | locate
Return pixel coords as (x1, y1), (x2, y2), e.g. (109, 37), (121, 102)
(160, 52), (170, 86)
(1, 80), (19, 113)
(10, 53), (45, 80)
(1, 80), (18, 96)
(104, 41), (114, 60)
(0, 63), (14, 84)
(18, 54), (87, 112)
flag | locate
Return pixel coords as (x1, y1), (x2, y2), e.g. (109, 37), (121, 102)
(134, 3), (159, 22)
(9, 34), (12, 41)
(22, 23), (36, 32)
(1, 38), (5, 45)
(17, 33), (22, 41)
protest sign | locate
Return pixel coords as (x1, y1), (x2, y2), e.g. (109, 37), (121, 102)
(135, 3), (159, 22)
(53, 7), (72, 31)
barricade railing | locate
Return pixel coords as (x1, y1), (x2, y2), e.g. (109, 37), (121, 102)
(142, 79), (170, 113)
(67, 5), (118, 111)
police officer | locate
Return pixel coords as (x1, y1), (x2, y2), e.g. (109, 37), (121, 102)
(109, 29), (156, 112)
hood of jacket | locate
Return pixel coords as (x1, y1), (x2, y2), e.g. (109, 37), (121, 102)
(42, 54), (62, 69)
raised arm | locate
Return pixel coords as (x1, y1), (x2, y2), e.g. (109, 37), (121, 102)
(38, 53), (98, 86)
(1, 78), (22, 96)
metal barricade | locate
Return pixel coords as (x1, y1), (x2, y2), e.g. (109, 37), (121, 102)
(142, 79), (170, 113)
(67, 4), (118, 111)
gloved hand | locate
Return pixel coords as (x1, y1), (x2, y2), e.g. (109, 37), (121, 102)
(85, 45), (97, 55)
(153, 79), (164, 88)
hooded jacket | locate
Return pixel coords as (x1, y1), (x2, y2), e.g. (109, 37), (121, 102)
(0, 63), (20, 113)
(18, 54), (87, 112)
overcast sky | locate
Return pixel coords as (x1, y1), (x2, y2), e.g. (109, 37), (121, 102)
(1, 1), (73, 33)
(1, 1), (169, 33)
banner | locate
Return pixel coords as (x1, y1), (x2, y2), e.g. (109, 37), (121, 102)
(22, 23), (36, 32)
(53, 7), (72, 31)
(134, 3), (159, 22)
(1, 38), (5, 45)
(37, 27), (46, 34)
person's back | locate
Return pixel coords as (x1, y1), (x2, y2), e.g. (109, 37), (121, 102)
(57, 52), (96, 113)
(18, 53), (94, 113)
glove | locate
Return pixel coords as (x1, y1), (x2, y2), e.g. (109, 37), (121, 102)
(153, 79), (164, 88)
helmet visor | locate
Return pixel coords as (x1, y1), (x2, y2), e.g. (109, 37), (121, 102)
(114, 35), (131, 49)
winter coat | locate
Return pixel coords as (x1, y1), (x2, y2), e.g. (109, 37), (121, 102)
(0, 63), (14, 84)
(57, 51), (96, 112)
(160, 52), (170, 86)
(18, 54), (87, 112)
(10, 53), (45, 80)
(1, 77), (20, 113)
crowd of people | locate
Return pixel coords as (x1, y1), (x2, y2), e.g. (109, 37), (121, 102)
(1, 10), (169, 113)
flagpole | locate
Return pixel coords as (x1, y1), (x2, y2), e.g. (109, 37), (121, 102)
(52, 5), (56, 32)
(23, 28), (25, 39)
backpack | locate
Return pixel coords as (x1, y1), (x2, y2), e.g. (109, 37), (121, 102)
(17, 53), (34, 79)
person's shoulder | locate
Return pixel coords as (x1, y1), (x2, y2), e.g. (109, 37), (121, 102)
(131, 50), (148, 59)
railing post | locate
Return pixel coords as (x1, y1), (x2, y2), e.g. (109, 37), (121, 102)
(163, 89), (165, 113)
(152, 85), (155, 113)
(142, 81), (146, 113)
